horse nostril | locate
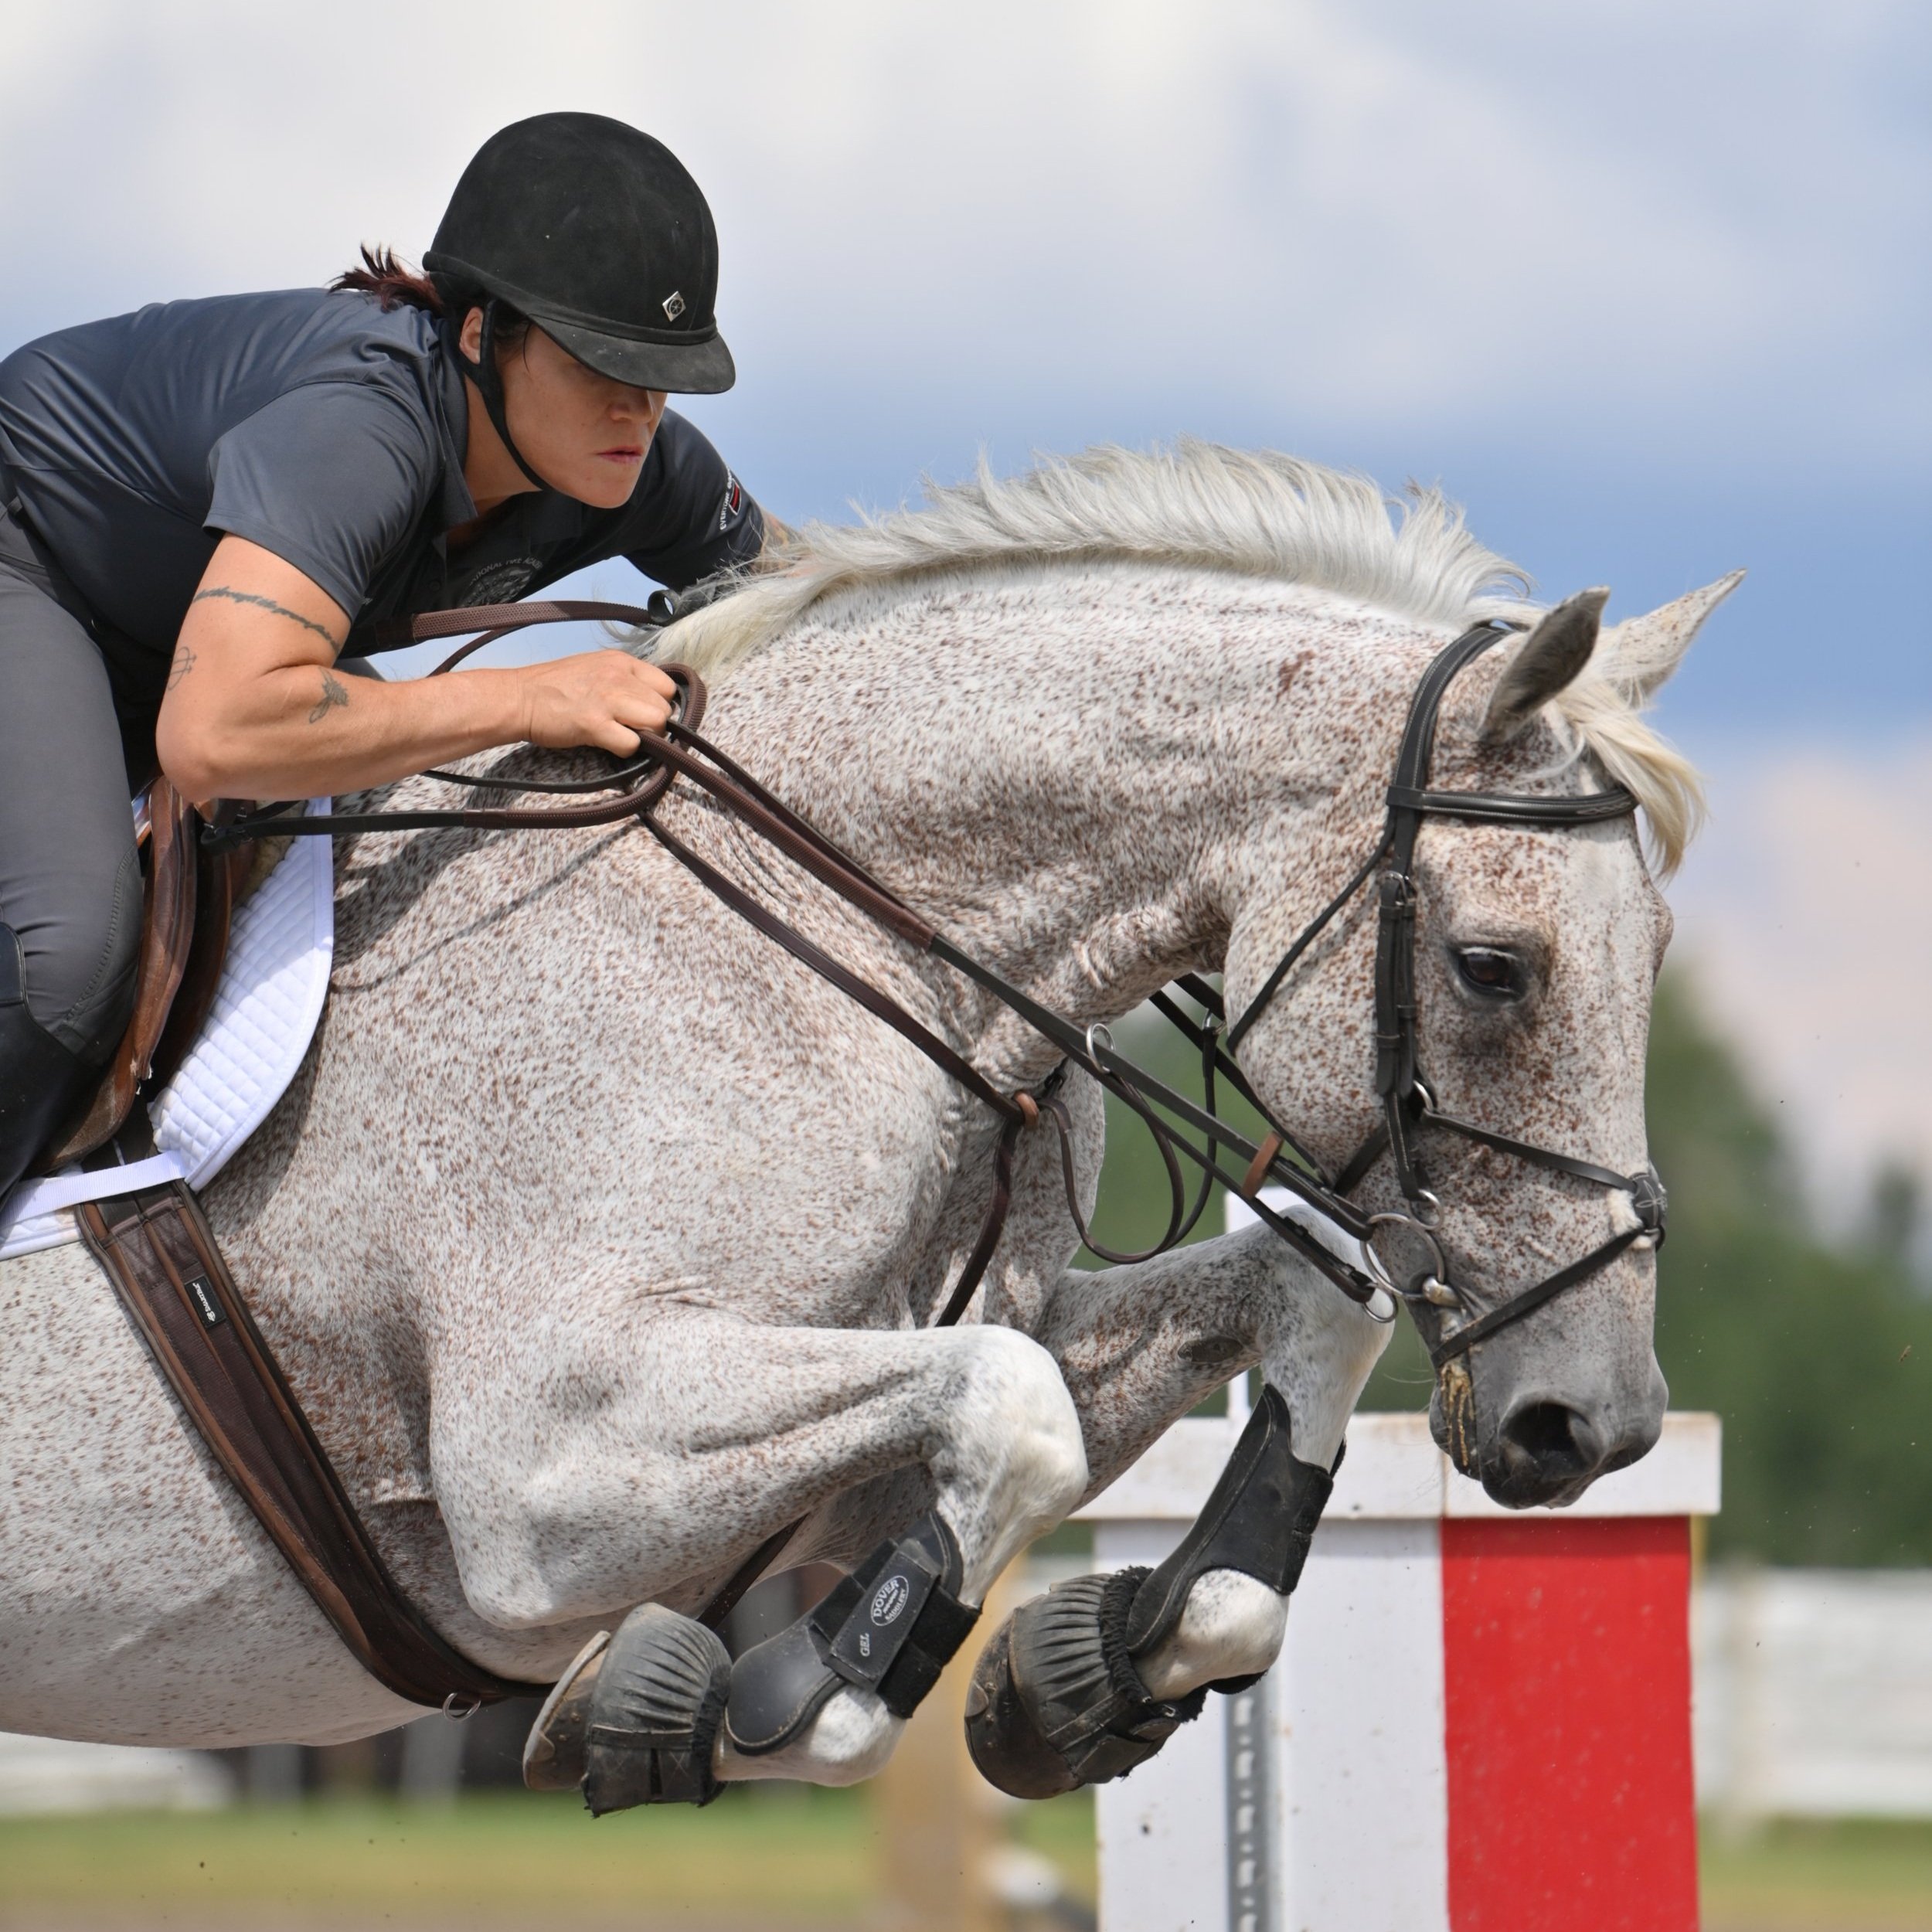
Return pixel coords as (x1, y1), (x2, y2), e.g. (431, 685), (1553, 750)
(1498, 1400), (1599, 1478)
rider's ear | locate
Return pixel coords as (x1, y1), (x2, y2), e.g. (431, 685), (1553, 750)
(1594, 570), (1745, 706)
(1481, 587), (1610, 742)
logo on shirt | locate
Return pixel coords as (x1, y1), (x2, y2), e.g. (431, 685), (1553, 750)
(455, 557), (541, 608)
(719, 474), (744, 531)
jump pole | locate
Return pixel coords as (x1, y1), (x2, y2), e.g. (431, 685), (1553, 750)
(1072, 1223), (1719, 1932)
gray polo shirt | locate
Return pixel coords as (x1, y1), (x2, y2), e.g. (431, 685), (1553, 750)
(0, 287), (764, 711)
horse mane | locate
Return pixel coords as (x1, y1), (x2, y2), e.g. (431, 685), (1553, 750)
(660, 440), (1702, 871)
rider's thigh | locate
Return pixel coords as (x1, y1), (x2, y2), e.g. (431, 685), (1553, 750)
(0, 541), (140, 1062)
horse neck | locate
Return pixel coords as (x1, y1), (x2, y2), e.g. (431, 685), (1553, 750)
(708, 563), (1414, 1072)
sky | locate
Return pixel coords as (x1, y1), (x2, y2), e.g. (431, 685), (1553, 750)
(2, 0), (1926, 1206)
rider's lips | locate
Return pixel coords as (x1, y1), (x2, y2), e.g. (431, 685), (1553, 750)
(597, 445), (645, 464)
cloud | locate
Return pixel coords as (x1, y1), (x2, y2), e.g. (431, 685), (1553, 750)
(1670, 735), (1932, 1217)
(0, 4), (1919, 733)
(0, 0), (1922, 470)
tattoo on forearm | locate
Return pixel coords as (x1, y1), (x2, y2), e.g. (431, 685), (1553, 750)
(308, 668), (349, 723)
(166, 642), (196, 691)
(192, 585), (342, 649)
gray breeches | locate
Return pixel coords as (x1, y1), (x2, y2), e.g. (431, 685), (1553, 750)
(0, 502), (141, 1196)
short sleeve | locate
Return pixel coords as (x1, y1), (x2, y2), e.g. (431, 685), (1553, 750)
(615, 410), (766, 590)
(205, 383), (441, 619)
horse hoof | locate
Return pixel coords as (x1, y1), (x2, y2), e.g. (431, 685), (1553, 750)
(575, 1604), (732, 1812)
(522, 1629), (611, 1793)
(964, 1569), (1206, 1799)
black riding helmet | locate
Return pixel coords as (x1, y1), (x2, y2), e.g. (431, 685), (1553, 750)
(424, 113), (736, 488)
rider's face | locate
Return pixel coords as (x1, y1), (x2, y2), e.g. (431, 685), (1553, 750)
(471, 312), (667, 509)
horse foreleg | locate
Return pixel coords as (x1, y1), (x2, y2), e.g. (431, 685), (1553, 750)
(437, 1303), (1086, 1804)
(968, 1222), (1389, 1795)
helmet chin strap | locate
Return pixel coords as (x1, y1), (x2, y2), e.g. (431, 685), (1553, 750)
(447, 301), (547, 492)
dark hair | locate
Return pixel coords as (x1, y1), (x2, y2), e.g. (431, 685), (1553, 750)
(330, 244), (532, 349)
(332, 244), (442, 313)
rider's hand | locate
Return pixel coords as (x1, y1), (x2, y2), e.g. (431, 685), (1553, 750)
(514, 651), (677, 756)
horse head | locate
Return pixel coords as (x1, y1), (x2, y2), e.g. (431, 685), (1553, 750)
(1225, 573), (1740, 1507)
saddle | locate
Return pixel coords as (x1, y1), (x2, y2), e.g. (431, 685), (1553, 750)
(43, 781), (250, 1172)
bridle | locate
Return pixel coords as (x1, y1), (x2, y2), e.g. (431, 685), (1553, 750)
(1216, 619), (1668, 1369)
(208, 605), (1664, 1378)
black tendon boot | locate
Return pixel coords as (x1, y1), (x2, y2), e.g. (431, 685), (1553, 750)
(0, 924), (100, 1201)
(966, 1384), (1338, 1798)
(723, 1513), (980, 1755)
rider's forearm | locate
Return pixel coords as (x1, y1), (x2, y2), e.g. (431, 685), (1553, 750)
(156, 660), (531, 801)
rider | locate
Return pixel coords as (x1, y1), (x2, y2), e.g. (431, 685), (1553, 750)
(0, 113), (769, 1203)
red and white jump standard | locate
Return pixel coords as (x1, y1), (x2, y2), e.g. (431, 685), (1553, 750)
(1075, 1387), (1719, 1932)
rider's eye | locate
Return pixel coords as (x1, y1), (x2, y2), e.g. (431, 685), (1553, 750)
(1453, 947), (1528, 1002)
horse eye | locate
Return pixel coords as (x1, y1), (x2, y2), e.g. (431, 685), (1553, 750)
(1454, 947), (1527, 1001)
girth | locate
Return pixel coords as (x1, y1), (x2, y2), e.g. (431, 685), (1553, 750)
(76, 1117), (544, 1711)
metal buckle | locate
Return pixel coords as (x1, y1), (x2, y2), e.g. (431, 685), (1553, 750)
(442, 1692), (482, 1722)
(1364, 1214), (1461, 1308)
(1629, 1165), (1668, 1247)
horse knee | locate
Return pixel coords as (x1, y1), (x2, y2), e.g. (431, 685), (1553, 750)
(938, 1330), (1087, 1589)
(957, 1328), (1086, 1500)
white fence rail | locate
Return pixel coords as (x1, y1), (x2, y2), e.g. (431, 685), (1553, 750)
(1696, 1566), (1932, 1820)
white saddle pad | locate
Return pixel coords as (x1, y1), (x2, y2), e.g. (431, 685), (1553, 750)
(0, 805), (334, 1260)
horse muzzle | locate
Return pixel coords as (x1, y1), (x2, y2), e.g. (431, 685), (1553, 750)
(1432, 1371), (1665, 1510)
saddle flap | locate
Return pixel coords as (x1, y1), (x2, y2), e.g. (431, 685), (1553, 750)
(46, 781), (210, 1168)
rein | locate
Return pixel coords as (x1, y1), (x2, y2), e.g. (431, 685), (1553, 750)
(206, 602), (1664, 1368)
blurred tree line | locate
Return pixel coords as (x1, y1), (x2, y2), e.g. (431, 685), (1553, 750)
(1080, 976), (1932, 1566)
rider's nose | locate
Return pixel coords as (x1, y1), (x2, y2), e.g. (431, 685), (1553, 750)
(613, 391), (662, 433)
(1495, 1396), (1604, 1490)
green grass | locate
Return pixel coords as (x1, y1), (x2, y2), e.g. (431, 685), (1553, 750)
(1702, 1818), (1932, 1928)
(0, 1790), (877, 1921)
(12, 1797), (1932, 1928)
(0, 1787), (1097, 1926)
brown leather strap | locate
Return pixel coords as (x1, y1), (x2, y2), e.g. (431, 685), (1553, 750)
(372, 598), (662, 651)
(645, 812), (1015, 1124)
(934, 1110), (1027, 1328)
(78, 1179), (540, 1709)
(49, 781), (200, 1168)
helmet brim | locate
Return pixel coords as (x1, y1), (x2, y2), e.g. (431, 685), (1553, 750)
(539, 314), (736, 396)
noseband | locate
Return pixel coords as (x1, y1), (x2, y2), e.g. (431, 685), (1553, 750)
(209, 607), (1663, 1372)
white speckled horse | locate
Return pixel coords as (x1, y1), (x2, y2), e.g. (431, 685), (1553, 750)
(0, 445), (1733, 1800)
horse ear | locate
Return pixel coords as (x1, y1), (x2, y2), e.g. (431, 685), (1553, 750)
(1481, 588), (1610, 743)
(1595, 570), (1744, 703)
